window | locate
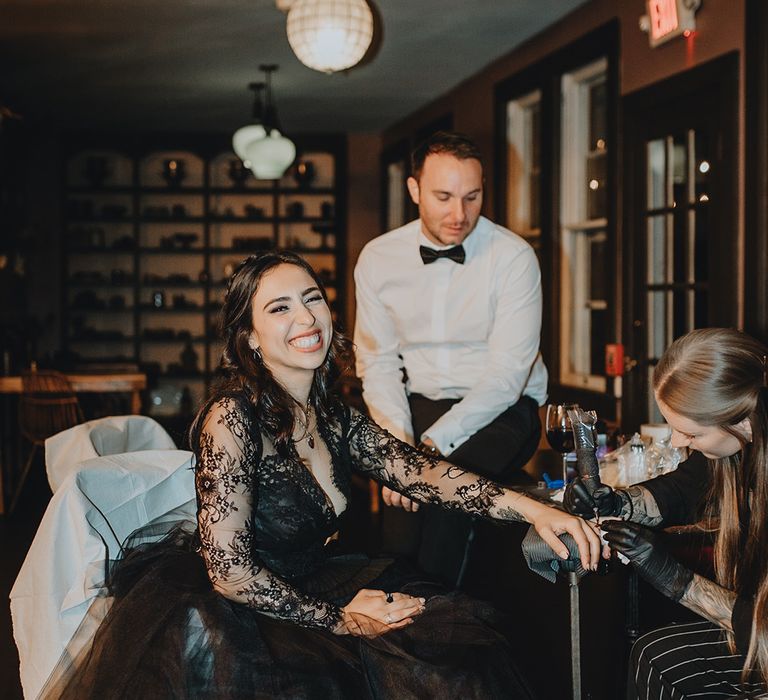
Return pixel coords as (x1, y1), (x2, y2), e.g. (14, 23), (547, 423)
(380, 139), (411, 233)
(559, 58), (608, 392)
(504, 90), (542, 248)
(385, 159), (407, 231)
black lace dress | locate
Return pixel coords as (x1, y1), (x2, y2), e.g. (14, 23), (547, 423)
(48, 393), (536, 699)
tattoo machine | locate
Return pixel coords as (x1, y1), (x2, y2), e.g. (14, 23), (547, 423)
(566, 407), (602, 497)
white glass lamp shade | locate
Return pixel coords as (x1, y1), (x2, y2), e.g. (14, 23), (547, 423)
(244, 130), (297, 179)
(286, 0), (374, 74)
(232, 124), (267, 163)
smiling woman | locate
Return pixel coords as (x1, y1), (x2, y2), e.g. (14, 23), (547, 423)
(42, 250), (605, 699)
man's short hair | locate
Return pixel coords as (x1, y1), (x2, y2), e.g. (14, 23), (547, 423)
(411, 131), (483, 181)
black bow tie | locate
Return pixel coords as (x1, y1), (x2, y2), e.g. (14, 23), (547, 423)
(419, 244), (466, 265)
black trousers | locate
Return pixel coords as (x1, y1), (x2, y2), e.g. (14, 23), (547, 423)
(379, 394), (541, 588)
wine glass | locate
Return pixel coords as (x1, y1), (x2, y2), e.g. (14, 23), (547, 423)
(545, 403), (578, 485)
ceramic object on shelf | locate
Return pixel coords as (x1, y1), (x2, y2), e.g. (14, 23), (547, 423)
(292, 160), (315, 189)
(161, 159), (187, 188)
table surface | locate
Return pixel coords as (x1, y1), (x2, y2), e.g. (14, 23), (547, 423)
(0, 373), (147, 393)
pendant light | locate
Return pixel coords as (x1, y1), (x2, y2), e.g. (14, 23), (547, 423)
(280, 0), (374, 74)
(234, 65), (296, 180)
(232, 82), (267, 168)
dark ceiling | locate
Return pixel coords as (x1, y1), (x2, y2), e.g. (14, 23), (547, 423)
(0, 0), (587, 134)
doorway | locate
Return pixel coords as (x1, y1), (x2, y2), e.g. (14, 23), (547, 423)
(622, 53), (739, 428)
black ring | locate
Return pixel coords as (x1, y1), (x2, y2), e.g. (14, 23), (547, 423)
(385, 592), (394, 604)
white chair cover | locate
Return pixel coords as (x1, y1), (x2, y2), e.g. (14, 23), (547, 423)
(44, 415), (177, 493)
(10, 422), (195, 699)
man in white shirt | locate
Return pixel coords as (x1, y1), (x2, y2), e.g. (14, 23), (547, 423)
(354, 131), (548, 586)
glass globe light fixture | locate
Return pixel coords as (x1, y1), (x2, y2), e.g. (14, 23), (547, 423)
(232, 66), (296, 179)
(245, 130), (297, 180)
(233, 125), (267, 167)
(286, 0), (374, 74)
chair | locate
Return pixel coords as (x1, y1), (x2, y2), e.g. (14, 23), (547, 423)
(10, 370), (84, 514)
(10, 418), (195, 699)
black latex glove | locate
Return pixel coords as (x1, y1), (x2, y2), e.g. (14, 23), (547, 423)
(563, 477), (625, 518)
(601, 520), (694, 602)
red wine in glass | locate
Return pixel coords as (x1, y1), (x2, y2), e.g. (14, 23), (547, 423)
(545, 403), (579, 484)
(545, 428), (575, 455)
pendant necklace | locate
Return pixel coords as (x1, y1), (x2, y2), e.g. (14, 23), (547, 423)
(297, 400), (315, 449)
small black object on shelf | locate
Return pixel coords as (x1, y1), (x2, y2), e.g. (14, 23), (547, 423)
(180, 340), (199, 374)
(84, 156), (111, 188)
(244, 204), (265, 220)
(286, 201), (304, 219)
(101, 203), (128, 219)
(228, 159), (250, 188)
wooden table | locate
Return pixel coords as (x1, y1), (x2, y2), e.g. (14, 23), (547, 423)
(0, 373), (146, 414)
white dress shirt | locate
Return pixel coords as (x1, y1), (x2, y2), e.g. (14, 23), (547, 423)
(354, 215), (548, 455)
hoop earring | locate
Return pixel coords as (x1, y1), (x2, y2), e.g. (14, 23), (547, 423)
(253, 348), (262, 362)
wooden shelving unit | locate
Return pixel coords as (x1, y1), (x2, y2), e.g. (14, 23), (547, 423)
(62, 134), (347, 416)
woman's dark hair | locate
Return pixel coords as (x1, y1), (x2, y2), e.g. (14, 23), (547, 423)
(653, 327), (768, 685)
(191, 251), (353, 453)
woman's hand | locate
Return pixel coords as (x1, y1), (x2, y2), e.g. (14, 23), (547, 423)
(527, 501), (604, 571)
(335, 589), (426, 636)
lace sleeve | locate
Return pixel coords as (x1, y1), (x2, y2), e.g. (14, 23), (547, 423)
(195, 397), (342, 631)
(347, 408), (523, 521)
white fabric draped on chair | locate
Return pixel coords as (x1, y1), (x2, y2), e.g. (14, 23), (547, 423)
(10, 416), (195, 700)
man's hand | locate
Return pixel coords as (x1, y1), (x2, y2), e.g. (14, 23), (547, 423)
(382, 486), (420, 512)
(601, 520), (694, 602)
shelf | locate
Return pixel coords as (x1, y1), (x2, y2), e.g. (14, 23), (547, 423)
(138, 186), (207, 194)
(63, 139), (344, 393)
(208, 186), (276, 195)
(140, 279), (202, 288)
(139, 305), (204, 312)
(66, 217), (133, 224)
(208, 186), (335, 196)
(69, 279), (136, 287)
(140, 216), (206, 223)
(69, 307), (134, 313)
(139, 247), (205, 254)
(68, 247), (136, 254)
(70, 336), (135, 343)
(141, 336), (208, 343)
(68, 185), (134, 194)
(288, 246), (337, 255)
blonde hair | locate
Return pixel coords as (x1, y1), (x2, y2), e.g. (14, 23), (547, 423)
(654, 328), (768, 684)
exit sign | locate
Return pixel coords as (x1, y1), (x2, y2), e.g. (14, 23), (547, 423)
(644, 0), (700, 47)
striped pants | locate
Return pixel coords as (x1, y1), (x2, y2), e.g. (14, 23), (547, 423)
(628, 621), (767, 699)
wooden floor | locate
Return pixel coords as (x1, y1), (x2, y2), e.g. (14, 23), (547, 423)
(0, 442), (690, 699)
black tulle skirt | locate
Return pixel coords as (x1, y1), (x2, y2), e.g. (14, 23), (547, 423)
(43, 526), (536, 699)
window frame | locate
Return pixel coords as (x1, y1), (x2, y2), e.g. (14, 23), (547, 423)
(494, 21), (619, 415)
